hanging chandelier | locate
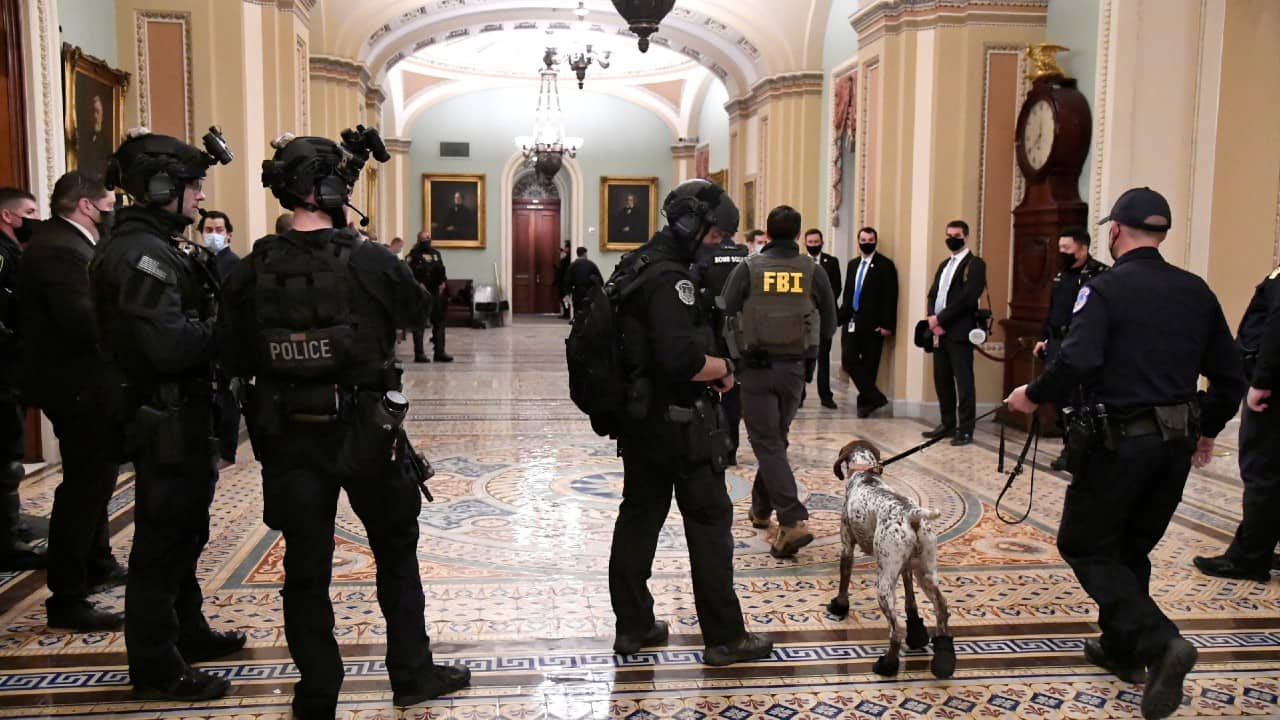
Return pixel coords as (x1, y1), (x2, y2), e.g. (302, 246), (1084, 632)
(565, 2), (610, 89)
(514, 49), (583, 179)
(610, 0), (676, 53)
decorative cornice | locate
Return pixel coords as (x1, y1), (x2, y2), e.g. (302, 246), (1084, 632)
(384, 137), (412, 154)
(852, 0), (1049, 45)
(310, 54), (372, 89)
(725, 71), (824, 120)
(365, 85), (387, 108)
(670, 142), (697, 159)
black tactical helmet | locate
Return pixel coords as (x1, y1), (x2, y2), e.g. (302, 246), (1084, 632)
(261, 126), (389, 224)
(105, 127), (232, 206)
(662, 178), (740, 247)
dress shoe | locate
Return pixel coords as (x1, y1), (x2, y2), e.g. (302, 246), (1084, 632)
(1141, 637), (1197, 720)
(613, 620), (669, 655)
(820, 397), (838, 410)
(950, 432), (973, 447)
(1273, 554), (1280, 572)
(414, 354), (431, 363)
(857, 397), (888, 419)
(0, 541), (47, 571)
(88, 562), (129, 593)
(1193, 554), (1271, 583)
(178, 629), (247, 663)
(703, 632), (773, 667)
(133, 668), (231, 701)
(748, 508), (771, 530)
(770, 521), (814, 559)
(393, 663), (471, 706)
(433, 353), (454, 363)
(1082, 638), (1145, 684)
(1050, 453), (1069, 471)
(46, 598), (124, 632)
(921, 425), (954, 440)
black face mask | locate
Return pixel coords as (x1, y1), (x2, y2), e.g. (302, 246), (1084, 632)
(945, 235), (965, 252)
(807, 245), (822, 257)
(859, 242), (877, 256)
(13, 218), (34, 245)
(1058, 251), (1078, 271)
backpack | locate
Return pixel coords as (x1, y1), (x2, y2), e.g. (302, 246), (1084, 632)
(565, 254), (683, 437)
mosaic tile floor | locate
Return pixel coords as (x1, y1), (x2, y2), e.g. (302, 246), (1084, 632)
(1, 317), (1277, 719)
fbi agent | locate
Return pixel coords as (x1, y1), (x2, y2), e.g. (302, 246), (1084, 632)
(719, 205), (837, 558)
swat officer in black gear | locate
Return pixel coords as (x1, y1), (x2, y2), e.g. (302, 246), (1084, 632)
(1007, 187), (1246, 720)
(92, 128), (243, 700)
(720, 206), (837, 559)
(693, 231), (748, 462)
(218, 128), (468, 719)
(1193, 264), (1280, 583)
(608, 178), (771, 667)
(1032, 226), (1107, 471)
(406, 231), (452, 363)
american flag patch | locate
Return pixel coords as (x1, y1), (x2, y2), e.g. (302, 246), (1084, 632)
(135, 255), (169, 282)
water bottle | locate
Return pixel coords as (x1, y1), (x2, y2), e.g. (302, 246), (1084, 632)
(370, 390), (409, 431)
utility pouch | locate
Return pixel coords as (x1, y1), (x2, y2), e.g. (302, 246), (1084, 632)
(1061, 406), (1094, 473)
(1094, 404), (1117, 452)
(133, 403), (185, 465)
(1153, 404), (1190, 442)
(281, 384), (340, 423)
(334, 391), (396, 475)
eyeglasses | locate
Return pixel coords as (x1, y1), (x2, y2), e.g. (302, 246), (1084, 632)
(188, 179), (205, 192)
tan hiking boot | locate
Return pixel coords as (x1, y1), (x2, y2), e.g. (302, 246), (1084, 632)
(770, 521), (814, 558)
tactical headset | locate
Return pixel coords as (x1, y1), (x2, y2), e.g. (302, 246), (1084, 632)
(105, 127), (233, 205)
(664, 179), (736, 245)
(262, 126), (388, 226)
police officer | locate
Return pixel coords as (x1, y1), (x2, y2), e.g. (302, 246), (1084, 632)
(693, 229), (748, 462)
(92, 128), (243, 700)
(720, 206), (837, 559)
(218, 128), (468, 719)
(566, 246), (603, 319)
(1032, 226), (1107, 471)
(1193, 264), (1280, 583)
(608, 178), (771, 667)
(803, 228), (842, 409)
(406, 231), (452, 363)
(0, 187), (40, 570)
(1007, 187), (1246, 720)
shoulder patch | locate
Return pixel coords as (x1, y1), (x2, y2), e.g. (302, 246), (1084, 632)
(1072, 286), (1091, 314)
(135, 255), (170, 283)
(675, 279), (697, 306)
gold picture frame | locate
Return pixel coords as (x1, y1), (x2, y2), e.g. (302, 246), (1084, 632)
(707, 169), (728, 191)
(62, 42), (129, 178)
(423, 172), (486, 249)
(600, 176), (658, 251)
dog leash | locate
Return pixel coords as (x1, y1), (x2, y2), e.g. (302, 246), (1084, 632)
(995, 412), (1040, 524)
(880, 406), (1003, 468)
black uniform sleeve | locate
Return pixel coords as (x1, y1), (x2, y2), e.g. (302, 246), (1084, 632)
(647, 270), (708, 381)
(937, 256), (986, 328)
(881, 257), (899, 333)
(1253, 285), (1280, 390)
(216, 256), (258, 379)
(1040, 277), (1057, 342)
(1027, 284), (1109, 405)
(118, 252), (215, 375)
(1199, 299), (1248, 437)
(812, 267), (838, 339)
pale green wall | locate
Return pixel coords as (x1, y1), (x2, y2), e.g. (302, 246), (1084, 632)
(696, 81), (730, 173)
(58, 0), (118, 66)
(1046, 0), (1101, 204)
(408, 86), (675, 284)
(818, 0), (861, 259)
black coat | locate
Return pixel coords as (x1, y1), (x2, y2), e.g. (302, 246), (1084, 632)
(18, 217), (101, 407)
(839, 252), (899, 333)
(926, 251), (987, 337)
(814, 251), (842, 302)
(567, 257), (602, 296)
(211, 246), (241, 283)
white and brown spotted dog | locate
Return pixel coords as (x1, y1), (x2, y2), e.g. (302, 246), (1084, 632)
(826, 439), (955, 678)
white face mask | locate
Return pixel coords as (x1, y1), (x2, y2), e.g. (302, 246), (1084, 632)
(203, 232), (228, 253)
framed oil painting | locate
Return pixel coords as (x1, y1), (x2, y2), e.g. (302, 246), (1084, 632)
(423, 173), (485, 249)
(62, 43), (129, 178)
(600, 176), (657, 251)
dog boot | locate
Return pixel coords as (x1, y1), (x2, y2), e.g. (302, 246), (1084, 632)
(930, 635), (956, 679)
(770, 521), (814, 559)
(905, 616), (930, 650)
(872, 652), (900, 676)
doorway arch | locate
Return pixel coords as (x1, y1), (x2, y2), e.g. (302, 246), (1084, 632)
(498, 151), (583, 313)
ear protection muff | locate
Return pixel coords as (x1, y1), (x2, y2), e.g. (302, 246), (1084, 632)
(667, 196), (717, 242)
(315, 176), (348, 210)
(144, 171), (179, 205)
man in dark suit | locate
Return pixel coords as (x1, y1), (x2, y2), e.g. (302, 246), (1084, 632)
(197, 211), (241, 469)
(839, 226), (898, 418)
(923, 220), (986, 445)
(803, 228), (843, 409)
(610, 193), (647, 244)
(438, 192), (476, 240)
(20, 171), (126, 630)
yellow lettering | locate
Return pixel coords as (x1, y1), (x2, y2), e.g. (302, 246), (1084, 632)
(777, 273), (791, 293)
(763, 272), (775, 292)
(790, 272), (804, 293)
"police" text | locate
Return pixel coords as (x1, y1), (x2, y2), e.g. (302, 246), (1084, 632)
(270, 336), (333, 362)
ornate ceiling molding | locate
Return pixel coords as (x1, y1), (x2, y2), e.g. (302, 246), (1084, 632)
(725, 71), (823, 121)
(851, 0), (1049, 45)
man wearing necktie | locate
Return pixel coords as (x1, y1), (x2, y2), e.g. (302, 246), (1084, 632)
(839, 227), (898, 418)
(923, 220), (987, 446)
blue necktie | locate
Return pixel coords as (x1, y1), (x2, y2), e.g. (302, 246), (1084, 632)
(853, 259), (869, 312)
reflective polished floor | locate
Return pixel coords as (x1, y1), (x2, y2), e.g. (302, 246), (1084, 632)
(1, 318), (1278, 719)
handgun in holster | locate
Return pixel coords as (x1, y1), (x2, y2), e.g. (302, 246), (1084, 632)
(394, 426), (435, 502)
(132, 384), (186, 465)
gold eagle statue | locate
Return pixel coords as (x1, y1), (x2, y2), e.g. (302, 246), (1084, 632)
(1026, 43), (1070, 82)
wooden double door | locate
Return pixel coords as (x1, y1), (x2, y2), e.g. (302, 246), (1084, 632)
(511, 199), (562, 314)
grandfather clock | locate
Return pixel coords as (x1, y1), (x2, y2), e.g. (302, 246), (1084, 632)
(1000, 45), (1091, 428)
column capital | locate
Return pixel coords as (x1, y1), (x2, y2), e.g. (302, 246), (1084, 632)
(670, 142), (697, 159)
(851, 0), (1048, 46)
(725, 71), (823, 121)
(384, 137), (412, 154)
